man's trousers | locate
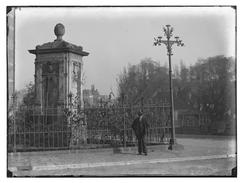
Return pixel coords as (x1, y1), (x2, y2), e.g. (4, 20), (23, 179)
(137, 136), (147, 154)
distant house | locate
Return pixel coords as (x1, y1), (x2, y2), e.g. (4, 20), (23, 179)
(83, 85), (100, 107)
(83, 85), (115, 107)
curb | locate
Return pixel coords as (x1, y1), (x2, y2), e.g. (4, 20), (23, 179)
(7, 144), (165, 157)
(9, 154), (236, 172)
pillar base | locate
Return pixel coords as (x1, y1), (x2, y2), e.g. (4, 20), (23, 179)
(113, 147), (134, 154)
(17, 165), (32, 171)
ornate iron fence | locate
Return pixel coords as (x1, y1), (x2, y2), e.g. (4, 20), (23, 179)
(7, 104), (171, 152)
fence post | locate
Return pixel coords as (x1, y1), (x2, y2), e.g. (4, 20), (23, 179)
(141, 97), (144, 111)
(13, 114), (16, 153)
(121, 93), (126, 148)
(12, 94), (17, 153)
(123, 106), (126, 148)
(24, 108), (26, 150)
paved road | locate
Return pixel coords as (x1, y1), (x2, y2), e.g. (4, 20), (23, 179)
(8, 136), (237, 177)
(14, 157), (236, 176)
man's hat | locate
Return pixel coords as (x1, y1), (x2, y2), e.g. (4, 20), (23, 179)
(138, 110), (143, 116)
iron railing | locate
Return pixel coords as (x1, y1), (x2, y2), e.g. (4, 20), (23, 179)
(7, 104), (171, 152)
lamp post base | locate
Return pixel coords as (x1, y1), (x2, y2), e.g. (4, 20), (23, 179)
(168, 143), (184, 151)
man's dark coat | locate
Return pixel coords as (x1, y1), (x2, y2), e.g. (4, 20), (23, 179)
(132, 115), (149, 138)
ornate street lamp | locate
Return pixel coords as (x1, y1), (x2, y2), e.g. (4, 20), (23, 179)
(154, 25), (184, 150)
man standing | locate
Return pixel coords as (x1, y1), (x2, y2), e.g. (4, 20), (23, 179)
(132, 111), (149, 155)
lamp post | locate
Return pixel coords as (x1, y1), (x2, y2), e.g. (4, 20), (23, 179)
(153, 25), (184, 149)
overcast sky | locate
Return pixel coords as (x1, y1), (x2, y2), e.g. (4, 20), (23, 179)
(15, 7), (235, 95)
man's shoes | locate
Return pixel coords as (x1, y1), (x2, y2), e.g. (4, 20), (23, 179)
(144, 153), (147, 156)
(138, 153), (142, 155)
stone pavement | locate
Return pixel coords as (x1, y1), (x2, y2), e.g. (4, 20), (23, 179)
(7, 137), (237, 176)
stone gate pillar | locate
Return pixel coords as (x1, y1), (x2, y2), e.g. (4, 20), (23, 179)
(29, 23), (89, 147)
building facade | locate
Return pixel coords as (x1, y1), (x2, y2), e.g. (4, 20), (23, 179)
(7, 7), (15, 106)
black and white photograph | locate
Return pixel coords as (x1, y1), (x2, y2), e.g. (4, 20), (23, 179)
(6, 5), (237, 177)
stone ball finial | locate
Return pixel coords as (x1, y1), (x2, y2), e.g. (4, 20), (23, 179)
(54, 23), (65, 40)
